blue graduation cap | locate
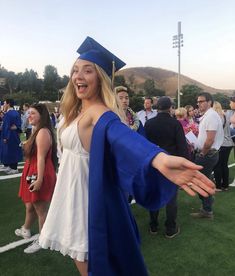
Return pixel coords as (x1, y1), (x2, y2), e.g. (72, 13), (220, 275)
(77, 36), (126, 77)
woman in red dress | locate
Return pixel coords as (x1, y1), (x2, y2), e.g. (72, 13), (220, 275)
(16, 103), (57, 253)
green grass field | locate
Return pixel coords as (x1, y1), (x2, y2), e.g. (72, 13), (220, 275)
(1, 156), (235, 276)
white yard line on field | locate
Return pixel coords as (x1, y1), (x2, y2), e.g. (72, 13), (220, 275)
(0, 163), (234, 182)
(0, 234), (39, 253)
(0, 173), (22, 180)
(0, 165), (24, 180)
(0, 166), (24, 172)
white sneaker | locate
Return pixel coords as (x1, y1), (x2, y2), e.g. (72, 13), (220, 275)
(229, 182), (235, 187)
(6, 169), (19, 175)
(15, 226), (31, 239)
(0, 166), (10, 172)
(24, 238), (41, 254)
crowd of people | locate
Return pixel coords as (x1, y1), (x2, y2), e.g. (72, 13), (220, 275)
(1, 36), (234, 275)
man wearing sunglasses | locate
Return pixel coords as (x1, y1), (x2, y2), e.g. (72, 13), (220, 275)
(191, 92), (223, 219)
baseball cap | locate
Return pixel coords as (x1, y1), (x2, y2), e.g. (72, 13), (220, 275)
(156, 96), (173, 110)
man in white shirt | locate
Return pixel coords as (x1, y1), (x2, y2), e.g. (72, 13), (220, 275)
(191, 92), (223, 219)
(137, 97), (157, 126)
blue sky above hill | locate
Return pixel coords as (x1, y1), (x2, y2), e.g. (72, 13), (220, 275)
(1, 0), (235, 89)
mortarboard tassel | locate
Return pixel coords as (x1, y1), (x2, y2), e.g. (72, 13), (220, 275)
(111, 60), (116, 90)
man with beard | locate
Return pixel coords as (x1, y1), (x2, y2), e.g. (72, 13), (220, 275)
(191, 92), (223, 219)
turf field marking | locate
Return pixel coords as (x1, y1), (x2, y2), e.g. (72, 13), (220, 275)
(0, 173), (22, 180)
(0, 234), (39, 253)
(0, 163), (234, 181)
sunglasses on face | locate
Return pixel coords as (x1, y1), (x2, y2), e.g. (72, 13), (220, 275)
(197, 100), (207, 104)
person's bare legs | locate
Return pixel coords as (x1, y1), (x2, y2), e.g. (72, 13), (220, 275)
(33, 201), (49, 233)
(23, 202), (37, 229)
(74, 260), (88, 276)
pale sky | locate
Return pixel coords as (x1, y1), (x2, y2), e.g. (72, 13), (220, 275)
(1, 0), (234, 90)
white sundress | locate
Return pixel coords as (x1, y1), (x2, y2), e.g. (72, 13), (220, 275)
(39, 118), (89, 261)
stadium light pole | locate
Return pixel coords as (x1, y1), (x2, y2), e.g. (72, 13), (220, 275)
(173, 21), (183, 108)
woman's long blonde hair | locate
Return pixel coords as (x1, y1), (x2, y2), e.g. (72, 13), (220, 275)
(213, 101), (224, 116)
(60, 60), (125, 127)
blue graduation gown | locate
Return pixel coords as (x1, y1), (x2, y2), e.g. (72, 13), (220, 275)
(88, 111), (177, 276)
(1, 110), (23, 164)
(137, 120), (146, 136)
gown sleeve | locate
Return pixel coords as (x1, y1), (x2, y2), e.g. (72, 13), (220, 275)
(106, 115), (177, 211)
(2, 113), (11, 140)
(88, 111), (177, 275)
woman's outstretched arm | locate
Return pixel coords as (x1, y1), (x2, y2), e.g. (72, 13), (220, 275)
(152, 152), (215, 197)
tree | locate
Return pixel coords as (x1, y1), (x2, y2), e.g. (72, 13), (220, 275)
(213, 93), (230, 109)
(58, 75), (69, 89)
(154, 89), (165, 97)
(114, 75), (127, 87)
(2, 92), (38, 106)
(179, 84), (203, 107)
(0, 65), (8, 78)
(144, 79), (155, 96)
(0, 67), (39, 95)
(129, 94), (144, 112)
(6, 71), (18, 94)
(143, 79), (165, 97)
(17, 69), (39, 94)
(43, 65), (59, 101)
(127, 74), (136, 90)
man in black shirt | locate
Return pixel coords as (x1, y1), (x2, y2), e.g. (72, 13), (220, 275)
(145, 96), (189, 238)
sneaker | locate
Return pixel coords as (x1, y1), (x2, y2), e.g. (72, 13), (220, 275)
(229, 182), (235, 187)
(165, 226), (180, 239)
(190, 211), (214, 219)
(6, 169), (19, 175)
(215, 188), (222, 192)
(0, 165), (6, 171)
(0, 166), (10, 172)
(24, 238), (41, 254)
(149, 224), (158, 235)
(15, 226), (31, 239)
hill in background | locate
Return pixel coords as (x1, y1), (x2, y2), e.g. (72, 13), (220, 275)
(116, 67), (234, 96)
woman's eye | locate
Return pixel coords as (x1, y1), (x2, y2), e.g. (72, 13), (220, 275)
(84, 70), (92, 74)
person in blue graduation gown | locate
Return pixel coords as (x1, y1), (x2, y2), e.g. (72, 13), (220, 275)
(1, 99), (22, 172)
(39, 37), (215, 276)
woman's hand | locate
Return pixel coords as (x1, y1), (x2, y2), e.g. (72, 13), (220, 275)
(152, 152), (215, 197)
(29, 180), (42, 192)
